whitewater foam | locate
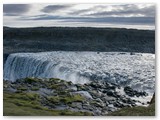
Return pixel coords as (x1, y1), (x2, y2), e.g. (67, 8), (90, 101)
(3, 51), (155, 94)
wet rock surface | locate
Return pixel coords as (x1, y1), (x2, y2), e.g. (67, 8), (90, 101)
(3, 78), (149, 116)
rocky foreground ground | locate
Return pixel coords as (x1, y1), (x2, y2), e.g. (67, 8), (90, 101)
(3, 78), (155, 116)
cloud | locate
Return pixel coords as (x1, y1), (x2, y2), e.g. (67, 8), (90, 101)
(70, 4), (155, 17)
(41, 5), (73, 13)
(64, 17), (155, 25)
(90, 4), (155, 17)
(3, 4), (31, 16)
(21, 14), (154, 25)
(69, 9), (91, 15)
(3, 4), (155, 29)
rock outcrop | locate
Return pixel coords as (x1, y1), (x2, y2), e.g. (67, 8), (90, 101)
(3, 77), (150, 116)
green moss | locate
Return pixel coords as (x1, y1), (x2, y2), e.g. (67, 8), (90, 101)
(49, 84), (59, 89)
(57, 90), (68, 95)
(62, 94), (84, 103)
(48, 78), (67, 85)
(15, 90), (24, 93)
(150, 93), (155, 104)
(48, 78), (73, 90)
(4, 104), (92, 116)
(3, 92), (91, 116)
(60, 110), (92, 116)
(108, 104), (155, 116)
(24, 77), (39, 84)
(17, 86), (28, 91)
(67, 81), (73, 85)
(60, 79), (65, 82)
(49, 83), (67, 90)
(90, 100), (103, 107)
(109, 94), (155, 116)
(47, 94), (84, 104)
(49, 78), (60, 82)
(76, 84), (85, 91)
(4, 92), (41, 111)
(3, 78), (91, 116)
(31, 87), (40, 91)
(5, 92), (40, 107)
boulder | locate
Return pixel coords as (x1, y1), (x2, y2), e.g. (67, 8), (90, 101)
(72, 91), (93, 99)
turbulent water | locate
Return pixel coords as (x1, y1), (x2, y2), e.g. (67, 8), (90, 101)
(4, 51), (155, 94)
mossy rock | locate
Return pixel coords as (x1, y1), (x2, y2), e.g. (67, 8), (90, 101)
(49, 83), (68, 90)
(108, 93), (155, 116)
(49, 78), (68, 85)
(17, 86), (28, 91)
(24, 77), (39, 84)
(7, 92), (40, 102)
(4, 92), (41, 111)
(49, 78), (61, 82)
(47, 94), (85, 104)
(49, 84), (59, 89)
(108, 103), (155, 116)
(31, 87), (40, 91)
(76, 84), (85, 91)
(150, 93), (155, 104)
(60, 110), (92, 116)
(67, 81), (73, 85)
(57, 90), (69, 95)
(3, 91), (92, 116)
(90, 100), (103, 108)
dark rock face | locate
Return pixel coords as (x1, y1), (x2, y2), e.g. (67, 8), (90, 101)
(150, 93), (155, 104)
(3, 78), (150, 116)
(124, 86), (148, 97)
(3, 27), (155, 64)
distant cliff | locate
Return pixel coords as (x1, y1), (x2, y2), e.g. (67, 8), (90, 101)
(3, 26), (155, 60)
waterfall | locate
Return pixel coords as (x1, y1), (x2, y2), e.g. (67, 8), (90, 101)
(3, 51), (155, 93)
(3, 52), (89, 84)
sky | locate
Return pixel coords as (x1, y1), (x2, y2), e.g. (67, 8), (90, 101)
(3, 4), (155, 30)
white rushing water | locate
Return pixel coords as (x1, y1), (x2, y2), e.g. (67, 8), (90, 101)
(3, 51), (155, 94)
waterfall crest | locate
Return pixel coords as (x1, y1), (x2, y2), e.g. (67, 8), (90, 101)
(3, 51), (155, 93)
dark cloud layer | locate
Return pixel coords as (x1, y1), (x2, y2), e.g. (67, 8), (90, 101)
(41, 5), (73, 13)
(75, 17), (155, 25)
(3, 4), (31, 16)
(23, 14), (154, 25)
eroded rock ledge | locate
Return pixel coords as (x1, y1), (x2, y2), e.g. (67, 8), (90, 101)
(3, 78), (149, 116)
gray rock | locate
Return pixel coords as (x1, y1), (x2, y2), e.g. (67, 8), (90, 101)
(108, 104), (114, 108)
(82, 104), (93, 111)
(37, 88), (54, 96)
(101, 108), (109, 115)
(70, 102), (83, 109)
(101, 95), (116, 101)
(70, 86), (77, 91)
(89, 90), (102, 98)
(93, 108), (102, 116)
(107, 90), (116, 96)
(72, 91), (93, 99)
(55, 105), (68, 110)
